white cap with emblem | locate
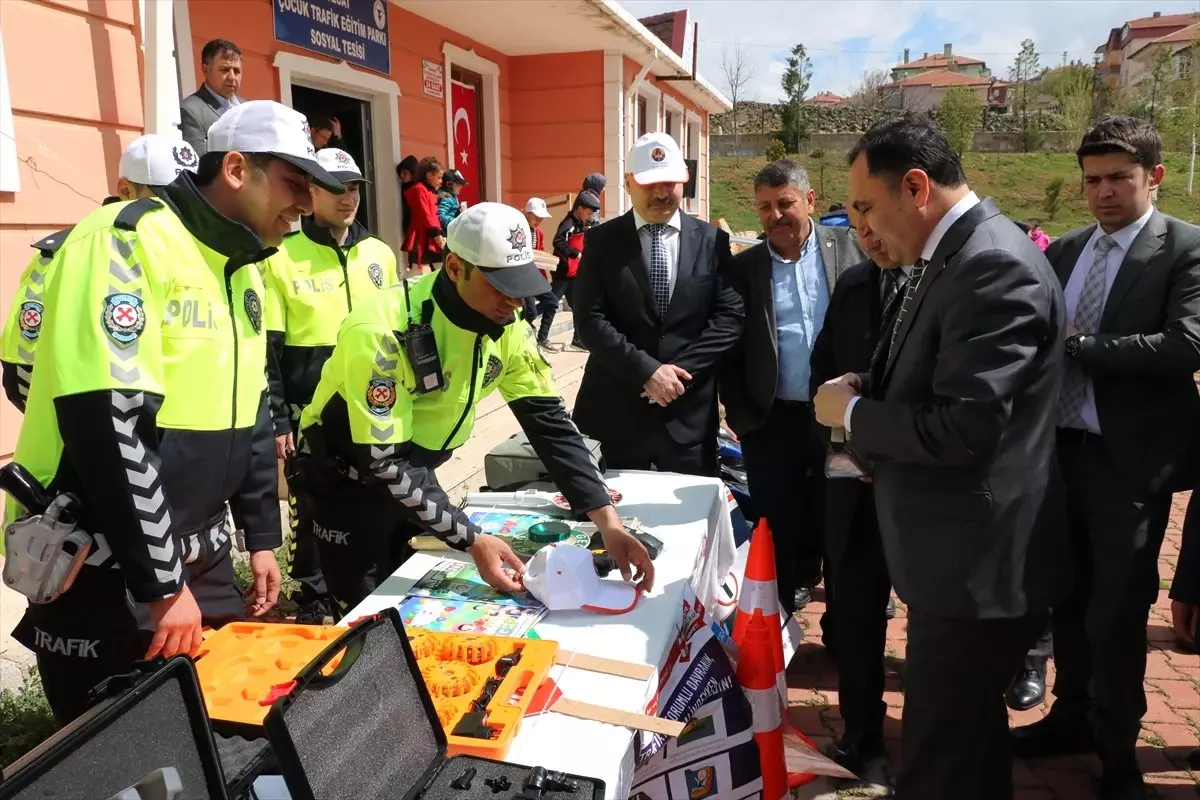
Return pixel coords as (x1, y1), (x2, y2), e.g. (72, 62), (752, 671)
(446, 202), (552, 298)
(206, 100), (345, 194)
(626, 131), (689, 186)
(120, 134), (198, 187)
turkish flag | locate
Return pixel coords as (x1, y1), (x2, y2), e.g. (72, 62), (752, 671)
(450, 81), (481, 208)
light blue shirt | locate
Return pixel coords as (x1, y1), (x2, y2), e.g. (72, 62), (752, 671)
(770, 222), (828, 402)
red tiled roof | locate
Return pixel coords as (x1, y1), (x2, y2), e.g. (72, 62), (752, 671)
(805, 92), (846, 104)
(892, 69), (991, 88)
(1151, 21), (1200, 44)
(1127, 12), (1200, 30)
(893, 53), (984, 70)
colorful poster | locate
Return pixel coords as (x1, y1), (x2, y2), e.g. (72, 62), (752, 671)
(450, 80), (481, 207)
(407, 558), (543, 609)
(397, 596), (546, 637)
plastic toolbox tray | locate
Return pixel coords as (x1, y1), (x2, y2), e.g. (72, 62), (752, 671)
(0, 656), (229, 800)
(261, 607), (604, 800)
(408, 628), (557, 760)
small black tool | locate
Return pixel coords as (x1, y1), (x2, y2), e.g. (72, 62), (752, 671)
(451, 767), (477, 790)
(495, 647), (524, 677)
(451, 709), (494, 739)
(484, 775), (511, 794)
(543, 770), (579, 792)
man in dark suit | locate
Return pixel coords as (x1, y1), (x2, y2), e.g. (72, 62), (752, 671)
(1010, 116), (1200, 800)
(719, 160), (863, 613)
(807, 220), (901, 790)
(572, 133), (743, 476)
(814, 114), (1070, 799)
(180, 39), (244, 155)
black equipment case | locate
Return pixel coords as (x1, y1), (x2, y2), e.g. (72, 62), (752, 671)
(0, 656), (228, 800)
(261, 607), (604, 800)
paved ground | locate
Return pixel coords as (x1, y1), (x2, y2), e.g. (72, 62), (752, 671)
(788, 490), (1200, 798)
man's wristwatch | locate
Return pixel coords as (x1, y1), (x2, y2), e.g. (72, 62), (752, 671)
(1064, 333), (1086, 358)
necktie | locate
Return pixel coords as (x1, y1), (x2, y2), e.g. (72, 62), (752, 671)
(886, 258), (927, 364)
(1058, 234), (1117, 425)
(646, 223), (671, 318)
(871, 270), (904, 368)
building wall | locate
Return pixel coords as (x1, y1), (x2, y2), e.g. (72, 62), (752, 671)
(892, 63), (989, 82)
(0, 0), (145, 462)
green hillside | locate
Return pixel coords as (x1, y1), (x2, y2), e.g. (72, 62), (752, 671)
(711, 152), (1199, 237)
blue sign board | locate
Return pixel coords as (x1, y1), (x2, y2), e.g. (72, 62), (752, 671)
(274, 0), (391, 75)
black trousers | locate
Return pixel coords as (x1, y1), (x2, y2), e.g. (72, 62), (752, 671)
(825, 491), (891, 743)
(898, 609), (1046, 800)
(1047, 430), (1173, 771)
(740, 400), (826, 615)
(536, 279), (573, 344)
(14, 523), (242, 726)
(602, 428), (715, 478)
(286, 487), (329, 607)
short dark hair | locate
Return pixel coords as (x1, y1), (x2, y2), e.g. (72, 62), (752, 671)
(307, 112), (334, 131)
(1014, 220), (1032, 233)
(417, 156), (443, 185)
(1076, 116), (1162, 169)
(847, 113), (967, 189)
(753, 160), (810, 193)
(200, 39), (241, 66)
(195, 151), (274, 186)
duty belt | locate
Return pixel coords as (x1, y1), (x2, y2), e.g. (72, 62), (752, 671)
(84, 512), (232, 570)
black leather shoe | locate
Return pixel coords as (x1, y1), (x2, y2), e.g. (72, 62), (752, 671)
(1010, 714), (1095, 758)
(1098, 772), (1147, 800)
(294, 599), (332, 625)
(793, 586), (812, 610)
(1005, 656), (1047, 711)
(829, 732), (886, 776)
(884, 596), (895, 619)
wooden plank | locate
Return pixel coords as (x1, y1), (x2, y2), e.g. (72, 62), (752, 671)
(550, 697), (685, 737)
(555, 650), (655, 681)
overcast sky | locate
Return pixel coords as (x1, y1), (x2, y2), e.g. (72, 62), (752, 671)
(620, 0), (1200, 101)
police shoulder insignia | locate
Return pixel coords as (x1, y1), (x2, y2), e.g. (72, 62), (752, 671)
(368, 262), (384, 289)
(18, 301), (43, 342)
(244, 289), (262, 334)
(101, 293), (146, 346)
(482, 354), (503, 388)
(367, 376), (397, 416)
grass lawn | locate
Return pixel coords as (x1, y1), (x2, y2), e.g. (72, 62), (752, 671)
(711, 152), (1199, 237)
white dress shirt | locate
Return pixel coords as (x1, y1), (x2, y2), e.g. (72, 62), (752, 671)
(844, 191), (981, 431)
(633, 208), (682, 303)
(1061, 204), (1154, 435)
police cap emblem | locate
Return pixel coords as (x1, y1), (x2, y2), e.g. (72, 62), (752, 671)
(102, 293), (146, 346)
(172, 144), (198, 168)
(507, 227), (527, 252)
(368, 263), (384, 288)
(18, 301), (43, 341)
(482, 354), (503, 388)
(367, 376), (397, 416)
(244, 289), (262, 334)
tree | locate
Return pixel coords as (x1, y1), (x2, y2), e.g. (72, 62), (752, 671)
(1145, 46), (1176, 125)
(779, 44), (813, 153)
(721, 43), (758, 166)
(939, 86), (983, 156)
(1010, 38), (1042, 152)
(1158, 45), (1199, 195)
(1043, 63), (1094, 162)
(849, 68), (890, 110)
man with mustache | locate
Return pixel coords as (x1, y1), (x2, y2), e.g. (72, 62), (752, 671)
(571, 133), (743, 477)
(717, 160), (863, 614)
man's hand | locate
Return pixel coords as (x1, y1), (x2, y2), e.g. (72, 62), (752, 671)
(145, 585), (203, 660)
(642, 364), (692, 407)
(719, 416), (739, 443)
(588, 505), (654, 593)
(434, 235), (447, 250)
(814, 374), (861, 428)
(1172, 600), (1198, 651)
(330, 117), (342, 138)
(275, 432), (294, 460)
(468, 534), (525, 593)
(248, 550), (281, 617)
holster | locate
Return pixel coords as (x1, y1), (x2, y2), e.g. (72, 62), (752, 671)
(2, 493), (92, 604)
(285, 451), (355, 496)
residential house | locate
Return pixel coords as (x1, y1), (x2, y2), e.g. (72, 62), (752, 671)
(891, 44), (991, 82)
(884, 70), (1008, 112)
(1128, 21), (1200, 87)
(805, 91), (846, 107)
(1094, 10), (1200, 89)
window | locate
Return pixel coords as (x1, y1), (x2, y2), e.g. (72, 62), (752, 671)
(685, 119), (701, 214)
(637, 95), (648, 137)
(665, 112), (674, 138)
(1177, 52), (1194, 80)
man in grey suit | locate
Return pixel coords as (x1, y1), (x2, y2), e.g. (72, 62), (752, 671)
(814, 114), (1070, 799)
(180, 39), (243, 155)
(1011, 116), (1200, 800)
(718, 159), (864, 614)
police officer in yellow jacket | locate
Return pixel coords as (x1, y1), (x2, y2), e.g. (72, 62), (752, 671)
(1, 134), (199, 411)
(261, 147), (396, 621)
(5, 101), (345, 724)
(297, 203), (654, 611)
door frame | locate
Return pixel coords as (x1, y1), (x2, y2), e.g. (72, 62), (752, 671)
(442, 42), (501, 203)
(273, 52), (403, 253)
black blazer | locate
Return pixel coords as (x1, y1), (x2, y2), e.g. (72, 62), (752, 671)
(719, 223), (864, 438)
(1046, 211), (1200, 495)
(808, 258), (884, 569)
(850, 198), (1071, 620)
(179, 86), (228, 156)
(571, 211), (743, 445)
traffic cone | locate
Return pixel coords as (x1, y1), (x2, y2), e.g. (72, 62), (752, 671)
(737, 609), (788, 800)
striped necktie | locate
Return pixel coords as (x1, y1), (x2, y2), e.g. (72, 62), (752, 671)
(1058, 234), (1117, 425)
(886, 258), (927, 364)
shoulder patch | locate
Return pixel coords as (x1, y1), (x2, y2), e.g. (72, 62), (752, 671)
(31, 226), (74, 259)
(366, 376), (397, 416)
(17, 301), (43, 341)
(101, 293), (146, 346)
(244, 289), (262, 334)
(113, 197), (163, 232)
(482, 354), (503, 388)
(368, 262), (384, 288)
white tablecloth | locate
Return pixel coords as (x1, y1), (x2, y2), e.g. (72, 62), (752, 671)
(333, 470), (736, 799)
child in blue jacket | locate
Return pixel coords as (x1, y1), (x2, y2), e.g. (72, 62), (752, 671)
(437, 169), (468, 232)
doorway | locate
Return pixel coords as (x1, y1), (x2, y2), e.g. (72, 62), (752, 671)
(291, 83), (377, 232)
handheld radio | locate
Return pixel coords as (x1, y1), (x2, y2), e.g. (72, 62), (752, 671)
(398, 277), (446, 395)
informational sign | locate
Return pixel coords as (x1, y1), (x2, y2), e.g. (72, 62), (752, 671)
(274, 0), (390, 75)
(450, 80), (481, 207)
(422, 59), (444, 99)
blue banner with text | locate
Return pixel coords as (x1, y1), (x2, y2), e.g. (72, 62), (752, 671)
(274, 0), (390, 75)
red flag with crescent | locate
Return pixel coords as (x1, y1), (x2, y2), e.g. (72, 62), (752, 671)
(450, 80), (481, 207)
